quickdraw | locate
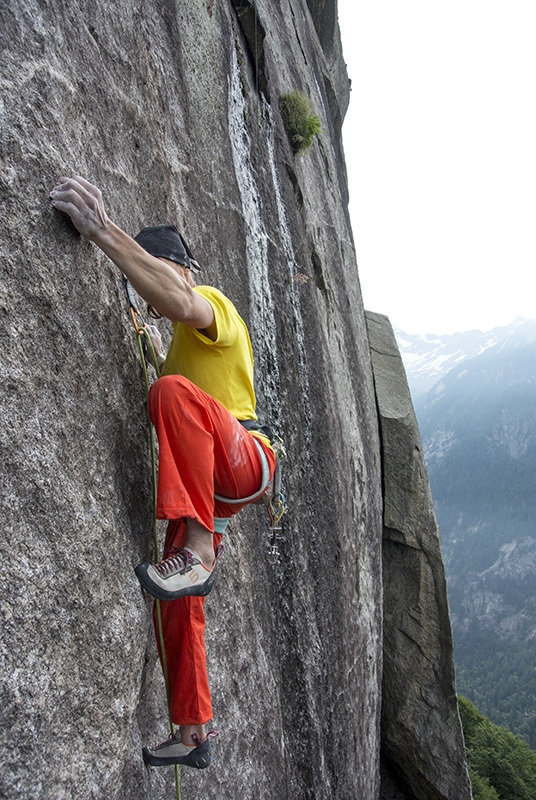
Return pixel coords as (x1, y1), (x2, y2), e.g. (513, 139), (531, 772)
(266, 435), (287, 564)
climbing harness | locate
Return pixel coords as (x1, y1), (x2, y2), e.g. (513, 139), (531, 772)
(214, 420), (287, 564)
(124, 276), (182, 800)
(214, 437), (271, 505)
(239, 423), (287, 563)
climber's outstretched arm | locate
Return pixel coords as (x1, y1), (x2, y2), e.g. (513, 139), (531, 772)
(49, 175), (213, 328)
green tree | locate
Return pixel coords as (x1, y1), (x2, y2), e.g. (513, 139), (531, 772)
(469, 767), (500, 800)
(459, 696), (536, 800)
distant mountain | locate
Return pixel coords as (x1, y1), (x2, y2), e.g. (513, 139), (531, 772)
(395, 317), (536, 398)
(395, 318), (536, 749)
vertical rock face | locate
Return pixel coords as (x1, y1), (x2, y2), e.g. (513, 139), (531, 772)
(0, 1), (470, 798)
(0, 2), (382, 798)
(366, 312), (472, 800)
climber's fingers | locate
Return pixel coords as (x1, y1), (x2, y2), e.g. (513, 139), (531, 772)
(50, 175), (110, 240)
(145, 324), (164, 357)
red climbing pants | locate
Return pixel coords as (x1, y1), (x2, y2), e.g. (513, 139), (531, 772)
(147, 375), (275, 725)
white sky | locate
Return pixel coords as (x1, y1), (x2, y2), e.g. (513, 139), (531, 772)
(337, 0), (536, 335)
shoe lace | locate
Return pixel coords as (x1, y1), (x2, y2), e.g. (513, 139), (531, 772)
(152, 731), (180, 750)
(192, 730), (219, 746)
(155, 547), (196, 578)
(150, 729), (218, 751)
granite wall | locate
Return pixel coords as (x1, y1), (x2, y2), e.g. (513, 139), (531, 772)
(0, 2), (470, 798)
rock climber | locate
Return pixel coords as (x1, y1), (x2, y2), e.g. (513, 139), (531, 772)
(50, 176), (277, 769)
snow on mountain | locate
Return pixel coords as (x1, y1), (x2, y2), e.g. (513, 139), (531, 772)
(394, 317), (536, 398)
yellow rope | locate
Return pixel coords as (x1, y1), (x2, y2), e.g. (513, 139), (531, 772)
(135, 324), (182, 800)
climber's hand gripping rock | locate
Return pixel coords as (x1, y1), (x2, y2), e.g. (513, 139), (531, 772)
(50, 175), (110, 241)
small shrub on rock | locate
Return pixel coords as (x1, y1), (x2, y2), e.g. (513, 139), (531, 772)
(279, 90), (321, 154)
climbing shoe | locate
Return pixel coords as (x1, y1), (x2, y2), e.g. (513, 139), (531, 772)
(143, 731), (217, 768)
(135, 545), (221, 601)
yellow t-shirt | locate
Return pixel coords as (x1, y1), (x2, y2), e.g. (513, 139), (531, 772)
(161, 286), (257, 421)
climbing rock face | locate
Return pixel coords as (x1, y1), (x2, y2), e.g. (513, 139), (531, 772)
(0, 1), (469, 799)
(0, 1), (381, 798)
(366, 312), (472, 800)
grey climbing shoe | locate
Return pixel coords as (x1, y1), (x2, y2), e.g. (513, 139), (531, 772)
(135, 545), (221, 601)
(143, 731), (217, 768)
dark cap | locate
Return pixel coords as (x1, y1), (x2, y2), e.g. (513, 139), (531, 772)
(134, 225), (201, 273)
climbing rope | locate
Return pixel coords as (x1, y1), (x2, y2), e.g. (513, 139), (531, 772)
(124, 277), (182, 800)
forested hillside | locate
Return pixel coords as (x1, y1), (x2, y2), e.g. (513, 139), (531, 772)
(397, 323), (536, 749)
(459, 696), (536, 800)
